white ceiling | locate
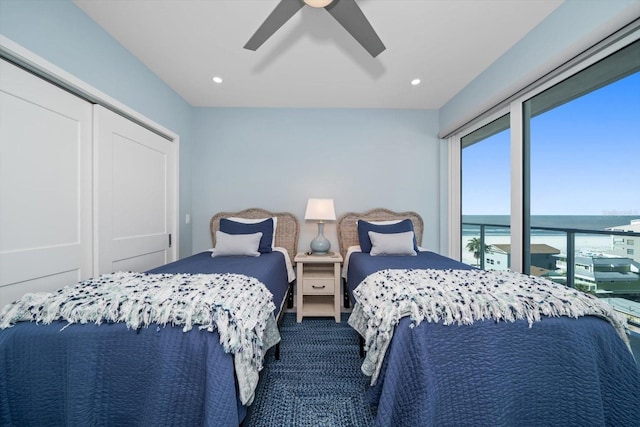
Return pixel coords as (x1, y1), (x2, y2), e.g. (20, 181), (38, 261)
(73, 0), (563, 109)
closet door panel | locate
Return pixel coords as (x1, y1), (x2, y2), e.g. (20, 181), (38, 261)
(94, 105), (176, 274)
(0, 59), (92, 306)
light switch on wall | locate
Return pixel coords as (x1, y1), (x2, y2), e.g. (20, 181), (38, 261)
(185, 214), (191, 224)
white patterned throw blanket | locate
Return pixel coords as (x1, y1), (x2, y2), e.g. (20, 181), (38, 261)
(348, 268), (630, 385)
(0, 272), (280, 405)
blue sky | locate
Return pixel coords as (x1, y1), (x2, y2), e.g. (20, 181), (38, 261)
(462, 71), (640, 216)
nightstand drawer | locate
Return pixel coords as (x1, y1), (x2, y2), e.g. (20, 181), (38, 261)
(302, 278), (335, 294)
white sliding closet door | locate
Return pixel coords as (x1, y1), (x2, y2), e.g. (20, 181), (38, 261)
(0, 59), (93, 307)
(94, 105), (176, 274)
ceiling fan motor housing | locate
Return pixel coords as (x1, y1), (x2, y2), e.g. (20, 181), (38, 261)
(304, 0), (334, 8)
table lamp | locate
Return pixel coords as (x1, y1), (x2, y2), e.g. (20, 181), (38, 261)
(304, 198), (336, 255)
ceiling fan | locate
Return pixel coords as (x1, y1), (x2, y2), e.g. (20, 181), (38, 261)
(244, 0), (386, 58)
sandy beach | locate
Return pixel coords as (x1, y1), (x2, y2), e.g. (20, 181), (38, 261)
(460, 234), (613, 266)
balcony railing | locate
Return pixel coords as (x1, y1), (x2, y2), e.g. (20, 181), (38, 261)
(462, 222), (640, 288)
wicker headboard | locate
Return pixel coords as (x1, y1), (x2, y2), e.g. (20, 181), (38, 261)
(337, 208), (424, 260)
(210, 208), (299, 262)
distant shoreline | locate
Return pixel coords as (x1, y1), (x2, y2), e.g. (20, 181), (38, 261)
(462, 214), (639, 230)
(462, 215), (639, 236)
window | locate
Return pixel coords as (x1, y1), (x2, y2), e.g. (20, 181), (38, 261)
(461, 115), (510, 269)
(523, 39), (640, 289)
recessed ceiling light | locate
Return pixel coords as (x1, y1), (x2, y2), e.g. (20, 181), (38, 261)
(411, 79), (421, 86)
(212, 76), (223, 84)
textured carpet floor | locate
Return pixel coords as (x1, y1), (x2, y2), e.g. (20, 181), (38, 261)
(244, 313), (376, 426)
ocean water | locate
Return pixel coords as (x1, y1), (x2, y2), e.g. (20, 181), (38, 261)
(462, 215), (639, 236)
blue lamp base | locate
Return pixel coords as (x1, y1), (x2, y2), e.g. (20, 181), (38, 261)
(310, 222), (330, 255)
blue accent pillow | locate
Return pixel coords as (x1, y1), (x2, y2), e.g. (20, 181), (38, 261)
(357, 219), (418, 253)
(219, 218), (274, 253)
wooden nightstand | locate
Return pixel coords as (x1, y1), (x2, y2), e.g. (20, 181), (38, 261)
(294, 252), (343, 323)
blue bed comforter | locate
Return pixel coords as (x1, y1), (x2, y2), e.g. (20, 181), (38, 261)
(0, 321), (241, 426)
(347, 252), (640, 426)
(0, 251), (290, 427)
(372, 315), (640, 426)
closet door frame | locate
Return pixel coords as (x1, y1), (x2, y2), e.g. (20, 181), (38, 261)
(0, 36), (180, 266)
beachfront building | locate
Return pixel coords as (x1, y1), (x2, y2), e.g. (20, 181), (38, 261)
(555, 252), (640, 295)
(484, 244), (560, 275)
(608, 219), (640, 263)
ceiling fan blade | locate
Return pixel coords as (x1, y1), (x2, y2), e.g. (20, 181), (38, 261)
(326, 0), (385, 57)
(244, 0), (305, 51)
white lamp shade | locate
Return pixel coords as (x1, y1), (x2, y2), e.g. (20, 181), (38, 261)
(304, 198), (336, 221)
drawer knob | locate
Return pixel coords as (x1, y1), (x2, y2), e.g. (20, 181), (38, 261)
(312, 285), (326, 289)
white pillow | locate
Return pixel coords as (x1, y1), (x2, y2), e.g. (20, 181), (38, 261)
(211, 231), (262, 257)
(227, 216), (278, 247)
(368, 230), (417, 256)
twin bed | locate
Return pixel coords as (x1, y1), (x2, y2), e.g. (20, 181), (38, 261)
(2, 207), (639, 426)
(339, 208), (640, 426)
(0, 208), (298, 427)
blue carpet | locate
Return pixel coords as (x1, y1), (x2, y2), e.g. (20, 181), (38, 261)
(244, 313), (376, 426)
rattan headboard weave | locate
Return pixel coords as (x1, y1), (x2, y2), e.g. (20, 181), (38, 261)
(210, 208), (299, 262)
(336, 208), (424, 260)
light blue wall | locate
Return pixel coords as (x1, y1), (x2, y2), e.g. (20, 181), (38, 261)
(191, 108), (442, 254)
(3, 0), (636, 257)
(440, 0), (640, 136)
(0, 0), (194, 256)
